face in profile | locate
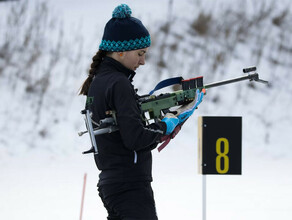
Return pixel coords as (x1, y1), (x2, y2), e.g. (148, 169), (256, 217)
(119, 48), (148, 71)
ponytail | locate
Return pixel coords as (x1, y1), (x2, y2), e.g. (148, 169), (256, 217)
(79, 50), (107, 96)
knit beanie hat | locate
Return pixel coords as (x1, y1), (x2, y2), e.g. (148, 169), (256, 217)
(99, 4), (151, 52)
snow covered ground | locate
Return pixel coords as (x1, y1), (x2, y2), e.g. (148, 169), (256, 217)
(1, 0), (292, 219)
(1, 129), (292, 220)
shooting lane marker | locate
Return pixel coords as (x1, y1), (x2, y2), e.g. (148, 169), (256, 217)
(198, 116), (242, 220)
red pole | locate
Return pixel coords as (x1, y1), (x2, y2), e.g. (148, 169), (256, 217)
(80, 173), (87, 220)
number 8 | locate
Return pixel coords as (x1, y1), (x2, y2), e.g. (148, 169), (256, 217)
(216, 138), (229, 174)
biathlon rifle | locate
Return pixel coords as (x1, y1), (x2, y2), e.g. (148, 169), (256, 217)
(139, 67), (268, 122)
(79, 66), (268, 154)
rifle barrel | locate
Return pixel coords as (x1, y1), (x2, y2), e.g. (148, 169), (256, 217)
(204, 73), (259, 89)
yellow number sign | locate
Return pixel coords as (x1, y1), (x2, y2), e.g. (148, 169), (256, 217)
(198, 116), (242, 175)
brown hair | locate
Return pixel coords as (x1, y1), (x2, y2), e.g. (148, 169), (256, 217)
(79, 50), (107, 96)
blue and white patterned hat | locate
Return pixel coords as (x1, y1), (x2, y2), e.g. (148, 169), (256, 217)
(99, 4), (151, 52)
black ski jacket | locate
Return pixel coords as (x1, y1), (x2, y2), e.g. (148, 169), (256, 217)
(87, 56), (166, 186)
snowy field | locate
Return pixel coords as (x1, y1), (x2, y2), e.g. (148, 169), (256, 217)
(1, 126), (292, 220)
(1, 0), (292, 219)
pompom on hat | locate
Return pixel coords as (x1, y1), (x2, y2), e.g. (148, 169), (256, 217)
(99, 4), (151, 52)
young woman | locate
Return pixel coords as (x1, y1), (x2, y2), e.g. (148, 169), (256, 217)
(79, 4), (202, 220)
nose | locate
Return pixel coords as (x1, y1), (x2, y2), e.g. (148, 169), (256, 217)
(139, 56), (145, 65)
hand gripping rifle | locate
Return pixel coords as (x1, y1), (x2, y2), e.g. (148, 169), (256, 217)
(78, 67), (268, 154)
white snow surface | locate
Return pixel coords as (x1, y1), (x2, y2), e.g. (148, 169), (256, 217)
(1, 0), (292, 219)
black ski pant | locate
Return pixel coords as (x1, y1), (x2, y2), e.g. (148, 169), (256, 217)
(98, 181), (158, 220)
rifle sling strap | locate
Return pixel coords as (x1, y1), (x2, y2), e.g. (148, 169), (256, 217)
(149, 76), (183, 95)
